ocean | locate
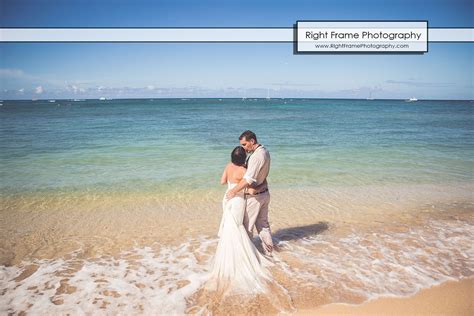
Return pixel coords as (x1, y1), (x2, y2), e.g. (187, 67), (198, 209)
(0, 98), (473, 314)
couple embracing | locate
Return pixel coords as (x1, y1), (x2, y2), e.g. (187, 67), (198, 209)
(206, 130), (274, 294)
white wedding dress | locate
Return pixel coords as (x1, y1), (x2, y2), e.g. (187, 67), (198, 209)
(206, 182), (273, 295)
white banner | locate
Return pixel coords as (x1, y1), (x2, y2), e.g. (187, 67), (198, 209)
(0, 27), (472, 44)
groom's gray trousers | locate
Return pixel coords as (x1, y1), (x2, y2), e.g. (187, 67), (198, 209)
(244, 191), (273, 253)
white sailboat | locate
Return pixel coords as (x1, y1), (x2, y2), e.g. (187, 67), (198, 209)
(366, 90), (374, 100)
(266, 88), (271, 100)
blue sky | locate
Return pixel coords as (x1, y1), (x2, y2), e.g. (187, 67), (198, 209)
(0, 0), (473, 100)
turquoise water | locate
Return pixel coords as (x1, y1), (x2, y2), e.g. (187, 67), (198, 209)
(0, 98), (472, 194)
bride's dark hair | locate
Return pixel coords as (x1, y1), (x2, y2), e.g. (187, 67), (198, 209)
(231, 146), (247, 167)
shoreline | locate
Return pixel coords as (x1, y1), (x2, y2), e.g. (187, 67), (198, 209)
(297, 277), (473, 315)
(1, 182), (472, 265)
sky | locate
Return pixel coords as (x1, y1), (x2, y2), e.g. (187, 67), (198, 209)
(0, 0), (473, 100)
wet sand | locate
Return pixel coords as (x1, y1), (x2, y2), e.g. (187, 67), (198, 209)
(300, 277), (473, 315)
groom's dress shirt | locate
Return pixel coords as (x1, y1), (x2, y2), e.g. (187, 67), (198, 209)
(244, 145), (270, 190)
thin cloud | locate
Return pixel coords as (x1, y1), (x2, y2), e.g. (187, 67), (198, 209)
(0, 68), (55, 90)
(269, 82), (319, 87)
(385, 80), (455, 87)
(0, 68), (25, 77)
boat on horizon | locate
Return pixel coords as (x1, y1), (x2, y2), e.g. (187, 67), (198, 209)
(366, 90), (375, 100)
(405, 97), (418, 102)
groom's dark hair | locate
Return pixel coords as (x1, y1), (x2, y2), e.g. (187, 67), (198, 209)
(231, 146), (247, 166)
(239, 130), (257, 143)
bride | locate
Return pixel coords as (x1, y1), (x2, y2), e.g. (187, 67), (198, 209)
(206, 146), (272, 295)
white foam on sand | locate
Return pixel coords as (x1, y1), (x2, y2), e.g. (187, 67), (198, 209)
(1, 219), (473, 314)
(0, 237), (215, 315)
(275, 218), (474, 302)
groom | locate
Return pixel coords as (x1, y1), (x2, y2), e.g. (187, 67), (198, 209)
(226, 130), (273, 255)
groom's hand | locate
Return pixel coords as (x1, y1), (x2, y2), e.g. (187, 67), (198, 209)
(226, 190), (236, 199)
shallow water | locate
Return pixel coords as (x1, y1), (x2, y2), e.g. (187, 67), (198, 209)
(1, 99), (472, 193)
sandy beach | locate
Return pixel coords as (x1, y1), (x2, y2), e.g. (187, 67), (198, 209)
(299, 277), (473, 316)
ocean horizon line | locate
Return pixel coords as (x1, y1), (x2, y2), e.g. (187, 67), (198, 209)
(1, 97), (473, 102)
